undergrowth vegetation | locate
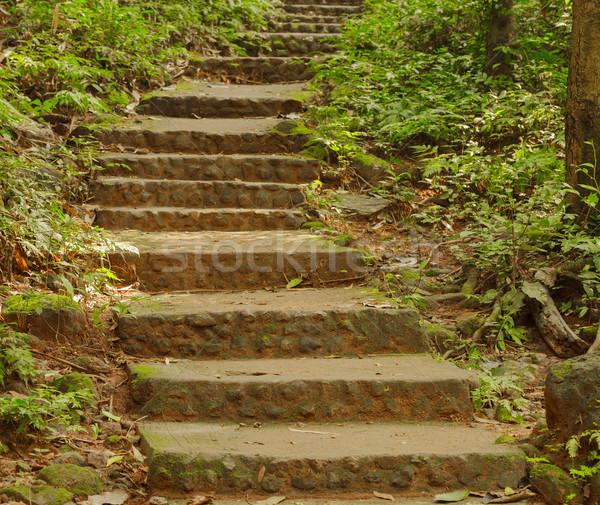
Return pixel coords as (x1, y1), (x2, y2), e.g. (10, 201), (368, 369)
(308, 0), (600, 355)
(0, 0), (279, 435)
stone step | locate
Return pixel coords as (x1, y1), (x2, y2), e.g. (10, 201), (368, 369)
(108, 230), (366, 292)
(239, 33), (338, 57)
(272, 22), (342, 33)
(94, 207), (304, 232)
(129, 355), (476, 422)
(96, 153), (319, 184)
(279, 14), (342, 23)
(284, 4), (361, 16)
(99, 117), (307, 155)
(187, 56), (315, 83)
(139, 420), (525, 494)
(136, 82), (310, 118)
(116, 288), (429, 359)
(90, 178), (304, 209)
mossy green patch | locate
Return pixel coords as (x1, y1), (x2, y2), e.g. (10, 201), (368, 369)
(39, 463), (104, 496)
(52, 373), (97, 401)
(3, 293), (83, 315)
(551, 360), (572, 381)
(130, 364), (160, 382)
(0, 485), (73, 505)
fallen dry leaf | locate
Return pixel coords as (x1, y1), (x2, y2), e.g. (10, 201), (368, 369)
(257, 465), (266, 483)
(373, 491), (394, 501)
(186, 495), (214, 505)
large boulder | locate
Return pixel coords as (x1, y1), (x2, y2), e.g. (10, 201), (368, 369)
(545, 353), (600, 437)
(529, 464), (581, 505)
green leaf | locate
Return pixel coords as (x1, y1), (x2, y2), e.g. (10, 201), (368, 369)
(286, 278), (303, 290)
(102, 411), (121, 422)
(434, 489), (470, 502)
(106, 455), (124, 467)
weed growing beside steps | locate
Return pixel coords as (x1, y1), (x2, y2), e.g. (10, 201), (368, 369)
(0, 0), (280, 118)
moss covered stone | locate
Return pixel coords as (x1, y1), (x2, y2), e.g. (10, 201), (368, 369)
(53, 373), (98, 400)
(39, 463), (104, 496)
(3, 293), (82, 315)
(529, 464), (581, 505)
(2, 292), (86, 341)
(0, 485), (73, 505)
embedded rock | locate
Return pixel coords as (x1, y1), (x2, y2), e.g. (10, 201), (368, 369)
(0, 485), (73, 505)
(39, 464), (105, 496)
(545, 353), (600, 437)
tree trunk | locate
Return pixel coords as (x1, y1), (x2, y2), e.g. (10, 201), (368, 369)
(486, 0), (517, 77)
(565, 0), (600, 220)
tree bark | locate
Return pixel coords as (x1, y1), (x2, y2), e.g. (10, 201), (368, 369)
(565, 0), (600, 219)
(486, 0), (517, 77)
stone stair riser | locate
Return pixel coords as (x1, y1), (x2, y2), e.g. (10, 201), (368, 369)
(144, 445), (525, 495)
(272, 22), (341, 33)
(136, 96), (303, 118)
(284, 4), (361, 15)
(109, 249), (366, 291)
(187, 57), (315, 83)
(118, 308), (428, 359)
(130, 375), (474, 423)
(95, 208), (304, 232)
(97, 155), (319, 184)
(279, 14), (342, 23)
(100, 130), (306, 155)
(239, 34), (338, 57)
(91, 180), (304, 209)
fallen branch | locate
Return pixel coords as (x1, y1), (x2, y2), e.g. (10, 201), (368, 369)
(587, 325), (600, 354)
(472, 294), (502, 344)
(522, 281), (588, 357)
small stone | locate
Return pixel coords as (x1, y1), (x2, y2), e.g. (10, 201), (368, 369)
(222, 455), (236, 472)
(327, 469), (350, 489)
(232, 476), (251, 491)
(87, 450), (114, 469)
(148, 497), (168, 505)
(52, 452), (85, 467)
(391, 465), (416, 488)
(364, 471), (382, 483)
(298, 337), (322, 353)
(291, 474), (318, 490)
(375, 456), (397, 470)
(39, 464), (104, 496)
(99, 422), (122, 437)
(261, 477), (282, 493)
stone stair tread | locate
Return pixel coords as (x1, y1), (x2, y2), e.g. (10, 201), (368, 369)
(110, 229), (352, 254)
(105, 116), (283, 135)
(140, 420), (519, 459)
(100, 117), (305, 155)
(141, 81), (308, 98)
(129, 354), (475, 384)
(122, 287), (398, 315)
(257, 31), (339, 37)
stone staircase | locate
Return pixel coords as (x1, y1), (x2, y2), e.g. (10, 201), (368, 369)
(91, 0), (525, 498)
